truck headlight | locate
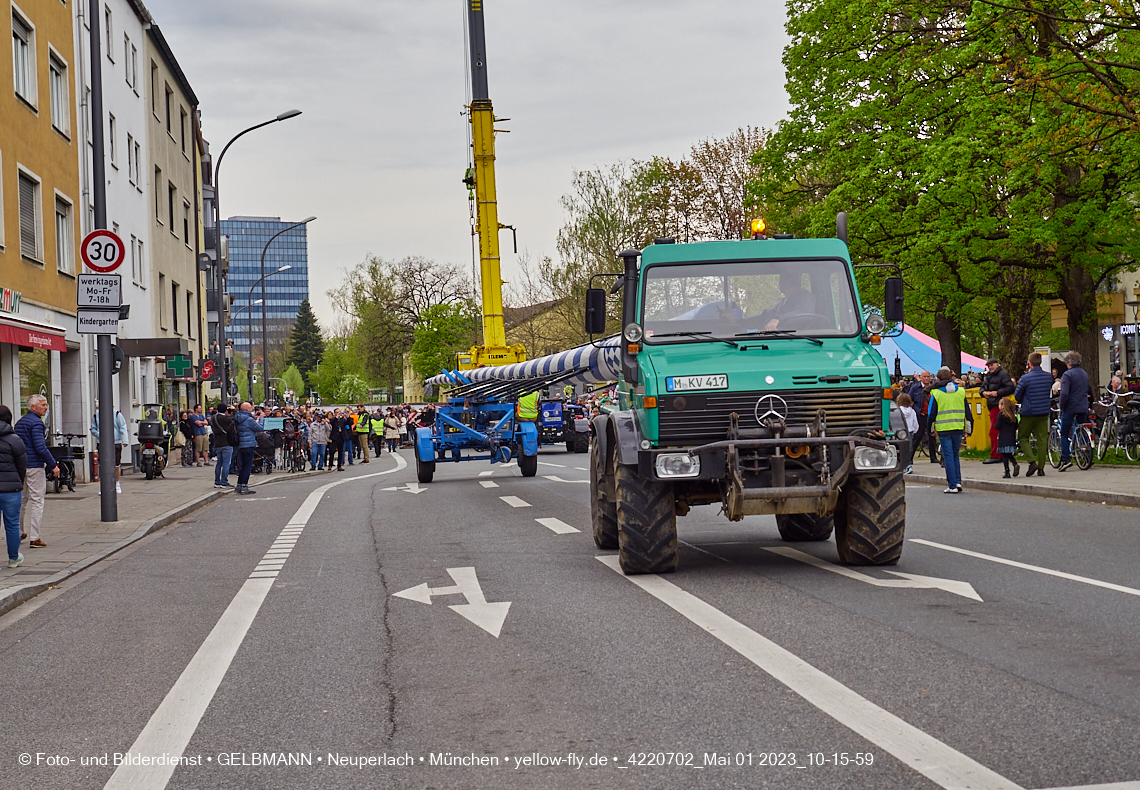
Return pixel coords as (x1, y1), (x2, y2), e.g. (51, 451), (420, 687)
(655, 453), (700, 478)
(853, 445), (899, 471)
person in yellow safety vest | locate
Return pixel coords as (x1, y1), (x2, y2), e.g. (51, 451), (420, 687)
(517, 390), (539, 426)
(370, 410), (386, 457)
(354, 407), (371, 463)
(562, 384), (574, 399)
(927, 367), (972, 495)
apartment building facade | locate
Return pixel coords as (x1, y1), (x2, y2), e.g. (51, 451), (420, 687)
(1, 0), (83, 436)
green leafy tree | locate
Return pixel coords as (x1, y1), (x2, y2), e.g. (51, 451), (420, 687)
(286, 299), (324, 388)
(336, 374), (369, 404)
(280, 363), (306, 402)
(410, 301), (481, 380)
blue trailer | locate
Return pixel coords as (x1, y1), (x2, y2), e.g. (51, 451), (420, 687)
(414, 367), (584, 483)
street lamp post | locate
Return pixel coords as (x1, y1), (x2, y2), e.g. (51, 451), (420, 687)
(212, 110), (302, 402)
(245, 265), (291, 404)
(259, 216), (316, 403)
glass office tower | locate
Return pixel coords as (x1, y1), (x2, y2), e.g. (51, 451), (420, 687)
(221, 216), (310, 373)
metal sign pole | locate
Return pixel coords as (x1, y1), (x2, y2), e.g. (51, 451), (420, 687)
(88, 0), (116, 522)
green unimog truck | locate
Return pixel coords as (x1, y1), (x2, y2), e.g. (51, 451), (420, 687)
(586, 216), (909, 574)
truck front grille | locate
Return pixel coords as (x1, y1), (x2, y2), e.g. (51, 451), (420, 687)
(657, 387), (881, 445)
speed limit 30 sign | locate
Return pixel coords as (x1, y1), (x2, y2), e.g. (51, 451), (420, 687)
(81, 229), (126, 273)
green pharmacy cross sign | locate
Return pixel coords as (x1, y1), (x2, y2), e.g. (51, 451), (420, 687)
(165, 355), (193, 378)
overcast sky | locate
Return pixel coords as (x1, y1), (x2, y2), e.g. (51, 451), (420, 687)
(144, 0), (791, 328)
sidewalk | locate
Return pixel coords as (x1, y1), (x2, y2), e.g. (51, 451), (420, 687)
(909, 457), (1140, 508)
(0, 460), (328, 616)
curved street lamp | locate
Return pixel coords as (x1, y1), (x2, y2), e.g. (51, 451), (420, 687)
(232, 299), (262, 401)
(259, 217), (316, 402)
(212, 110), (302, 401)
(245, 264), (292, 403)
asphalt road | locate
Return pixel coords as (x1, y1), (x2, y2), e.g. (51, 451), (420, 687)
(1, 447), (1138, 790)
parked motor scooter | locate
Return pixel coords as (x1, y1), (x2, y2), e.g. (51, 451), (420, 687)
(138, 404), (169, 480)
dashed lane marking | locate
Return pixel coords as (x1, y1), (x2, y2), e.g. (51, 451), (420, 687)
(543, 475), (589, 484)
(479, 480), (499, 488)
(536, 461), (566, 468)
(499, 495), (531, 508)
(478, 470), (495, 477)
(536, 517), (579, 535)
(103, 454), (408, 790)
(597, 555), (1023, 790)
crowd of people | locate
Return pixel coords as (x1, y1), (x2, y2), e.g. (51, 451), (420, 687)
(157, 402), (437, 495)
(893, 350), (1104, 493)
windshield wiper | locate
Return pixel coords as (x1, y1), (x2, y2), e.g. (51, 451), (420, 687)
(733, 329), (823, 346)
(650, 331), (739, 348)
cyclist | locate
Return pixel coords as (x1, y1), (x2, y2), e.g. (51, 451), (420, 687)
(1057, 351), (1093, 472)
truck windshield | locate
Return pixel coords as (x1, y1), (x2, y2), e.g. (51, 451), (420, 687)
(641, 258), (860, 341)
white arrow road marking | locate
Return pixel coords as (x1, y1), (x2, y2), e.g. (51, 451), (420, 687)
(542, 475), (589, 484)
(764, 547), (983, 602)
(499, 495), (531, 508)
(381, 482), (426, 494)
(597, 555), (1022, 790)
(911, 539), (1140, 598)
(393, 567), (511, 637)
(536, 517), (580, 535)
(103, 454), (408, 790)
(479, 480), (499, 488)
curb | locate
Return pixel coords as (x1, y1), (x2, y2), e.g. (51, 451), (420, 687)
(907, 473), (1140, 509)
(0, 467), (331, 618)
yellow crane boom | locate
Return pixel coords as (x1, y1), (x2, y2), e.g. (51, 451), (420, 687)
(461, 0), (526, 369)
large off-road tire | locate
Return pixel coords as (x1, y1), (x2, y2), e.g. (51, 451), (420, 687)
(573, 432), (589, 454)
(835, 472), (905, 566)
(776, 513), (834, 542)
(519, 452), (538, 477)
(590, 437), (618, 549)
(616, 463), (678, 574)
(415, 453), (435, 484)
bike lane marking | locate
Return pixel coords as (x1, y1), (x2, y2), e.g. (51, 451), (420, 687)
(911, 539), (1140, 598)
(597, 554), (1024, 790)
(103, 454), (408, 790)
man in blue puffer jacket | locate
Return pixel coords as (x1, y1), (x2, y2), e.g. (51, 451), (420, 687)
(1013, 351), (1052, 476)
(233, 402), (266, 495)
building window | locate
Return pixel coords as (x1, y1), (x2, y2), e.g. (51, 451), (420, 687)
(171, 281), (179, 334)
(55, 195), (74, 274)
(12, 10), (35, 106)
(49, 52), (69, 135)
(154, 166), (161, 221)
(18, 170), (41, 261)
(104, 6), (113, 61)
(150, 61), (158, 115)
(134, 140), (141, 190)
(164, 83), (172, 134)
(183, 200), (190, 245)
(108, 113), (117, 165)
(136, 239), (144, 287)
(180, 107), (187, 154)
(0, 151), (5, 248)
(158, 273), (166, 328)
(187, 292), (194, 339)
(126, 133), (134, 183)
(129, 44), (138, 93)
(167, 182), (175, 231)
(130, 234), (138, 281)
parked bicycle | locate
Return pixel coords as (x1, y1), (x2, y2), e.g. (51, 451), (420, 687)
(48, 432), (83, 493)
(1047, 407), (1095, 470)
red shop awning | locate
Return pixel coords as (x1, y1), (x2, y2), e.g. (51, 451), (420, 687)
(0, 315), (68, 352)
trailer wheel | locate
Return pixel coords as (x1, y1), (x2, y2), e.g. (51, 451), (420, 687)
(415, 453), (435, 484)
(776, 513), (834, 542)
(616, 464), (677, 574)
(835, 472), (905, 565)
(590, 438), (618, 549)
(573, 432), (589, 454)
(519, 452), (538, 477)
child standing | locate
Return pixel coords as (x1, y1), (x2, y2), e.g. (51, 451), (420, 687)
(897, 393), (919, 474)
(995, 397), (1020, 478)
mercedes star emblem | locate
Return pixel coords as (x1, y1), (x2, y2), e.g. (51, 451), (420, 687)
(754, 394), (789, 424)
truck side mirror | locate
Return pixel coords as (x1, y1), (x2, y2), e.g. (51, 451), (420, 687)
(884, 277), (904, 322)
(585, 288), (607, 334)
